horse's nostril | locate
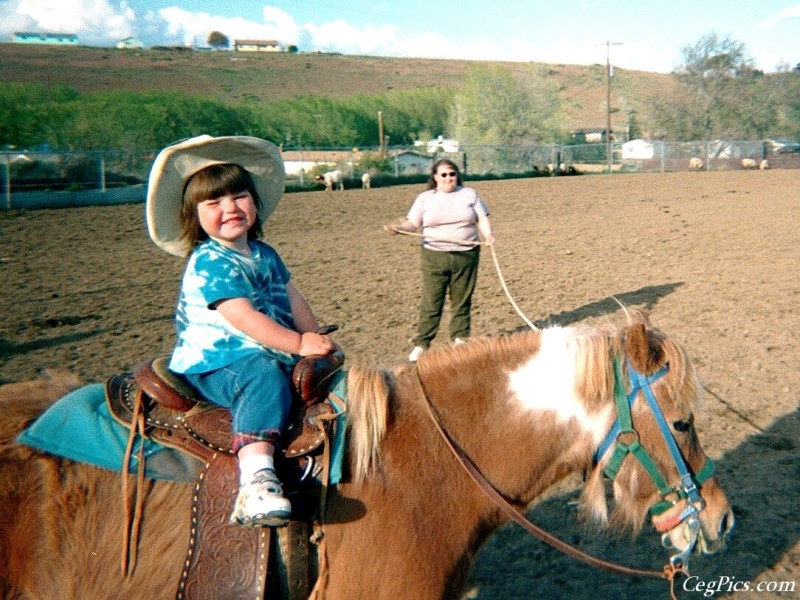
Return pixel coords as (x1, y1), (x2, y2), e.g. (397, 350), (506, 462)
(720, 511), (735, 536)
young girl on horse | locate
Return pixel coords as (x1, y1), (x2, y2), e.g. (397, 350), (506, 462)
(145, 135), (335, 527)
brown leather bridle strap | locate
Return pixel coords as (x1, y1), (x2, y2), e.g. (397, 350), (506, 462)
(412, 367), (672, 582)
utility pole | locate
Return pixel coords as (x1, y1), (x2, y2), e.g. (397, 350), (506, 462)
(378, 111), (385, 157)
(599, 41), (622, 173)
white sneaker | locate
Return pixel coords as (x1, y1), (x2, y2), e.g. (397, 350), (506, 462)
(453, 338), (466, 345)
(408, 346), (426, 362)
(230, 468), (291, 527)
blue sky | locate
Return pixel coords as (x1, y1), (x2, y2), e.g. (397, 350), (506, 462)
(2, 0), (799, 73)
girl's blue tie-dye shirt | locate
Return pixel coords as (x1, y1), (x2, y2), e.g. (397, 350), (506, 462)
(169, 238), (297, 374)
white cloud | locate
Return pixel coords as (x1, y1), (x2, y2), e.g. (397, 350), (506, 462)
(304, 19), (401, 54)
(1, 0), (136, 43)
(0, 1), (301, 47)
(262, 6), (300, 44)
(0, 2), (755, 73)
(756, 4), (800, 29)
(157, 5), (300, 46)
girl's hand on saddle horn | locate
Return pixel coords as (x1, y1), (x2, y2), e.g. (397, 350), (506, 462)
(299, 331), (335, 357)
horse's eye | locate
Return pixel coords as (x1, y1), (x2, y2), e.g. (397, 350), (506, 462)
(673, 419), (692, 433)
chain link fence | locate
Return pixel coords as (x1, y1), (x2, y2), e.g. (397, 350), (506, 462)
(456, 139), (800, 175)
(3, 140), (799, 209)
(1, 148), (152, 210)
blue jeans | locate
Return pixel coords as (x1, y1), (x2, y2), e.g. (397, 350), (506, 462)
(182, 352), (293, 452)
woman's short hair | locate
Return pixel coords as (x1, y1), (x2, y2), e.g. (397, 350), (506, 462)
(179, 163), (264, 252)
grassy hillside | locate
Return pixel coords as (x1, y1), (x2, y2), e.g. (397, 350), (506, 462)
(0, 43), (678, 135)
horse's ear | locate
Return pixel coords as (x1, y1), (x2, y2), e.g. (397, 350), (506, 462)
(624, 323), (665, 374)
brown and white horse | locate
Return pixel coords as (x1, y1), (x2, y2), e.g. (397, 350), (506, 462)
(0, 315), (732, 599)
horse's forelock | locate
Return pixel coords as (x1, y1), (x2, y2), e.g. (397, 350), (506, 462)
(579, 466), (610, 527)
(580, 462), (653, 534)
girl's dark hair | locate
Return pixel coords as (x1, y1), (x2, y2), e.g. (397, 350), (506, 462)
(426, 158), (462, 190)
(179, 163), (263, 254)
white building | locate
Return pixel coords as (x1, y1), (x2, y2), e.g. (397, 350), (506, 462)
(621, 139), (666, 160)
(415, 136), (460, 154)
(117, 37), (144, 49)
(233, 39), (281, 52)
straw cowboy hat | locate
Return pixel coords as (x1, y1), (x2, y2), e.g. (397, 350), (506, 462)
(146, 135), (285, 256)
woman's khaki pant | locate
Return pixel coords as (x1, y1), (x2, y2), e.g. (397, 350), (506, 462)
(413, 246), (480, 347)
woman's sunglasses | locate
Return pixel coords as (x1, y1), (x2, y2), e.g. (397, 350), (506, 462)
(437, 171), (458, 178)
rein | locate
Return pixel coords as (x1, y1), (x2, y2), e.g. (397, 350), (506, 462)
(412, 363), (692, 598)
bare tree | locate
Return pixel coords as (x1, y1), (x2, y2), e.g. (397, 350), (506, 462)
(654, 32), (778, 140)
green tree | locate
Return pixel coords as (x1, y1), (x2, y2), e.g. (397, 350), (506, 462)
(207, 31), (229, 50)
(0, 83), (79, 148)
(627, 110), (641, 141)
(449, 65), (566, 145)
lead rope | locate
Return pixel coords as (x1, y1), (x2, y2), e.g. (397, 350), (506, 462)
(391, 230), (538, 330)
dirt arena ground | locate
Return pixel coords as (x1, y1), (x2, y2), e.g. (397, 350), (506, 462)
(1, 171), (797, 598)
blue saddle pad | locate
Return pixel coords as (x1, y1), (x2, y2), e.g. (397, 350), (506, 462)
(16, 383), (202, 482)
(18, 371), (350, 485)
(327, 369), (348, 485)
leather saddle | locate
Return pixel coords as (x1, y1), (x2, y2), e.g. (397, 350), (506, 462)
(105, 347), (345, 600)
(107, 347), (346, 467)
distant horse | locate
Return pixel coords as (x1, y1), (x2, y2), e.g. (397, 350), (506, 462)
(0, 314), (733, 599)
(315, 170), (344, 191)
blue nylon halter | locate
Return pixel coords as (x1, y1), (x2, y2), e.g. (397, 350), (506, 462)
(593, 354), (715, 568)
(594, 356), (710, 513)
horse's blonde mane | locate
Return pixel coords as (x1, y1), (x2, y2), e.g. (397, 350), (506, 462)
(345, 366), (390, 485)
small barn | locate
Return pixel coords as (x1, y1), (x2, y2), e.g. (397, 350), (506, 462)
(233, 39), (281, 52)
